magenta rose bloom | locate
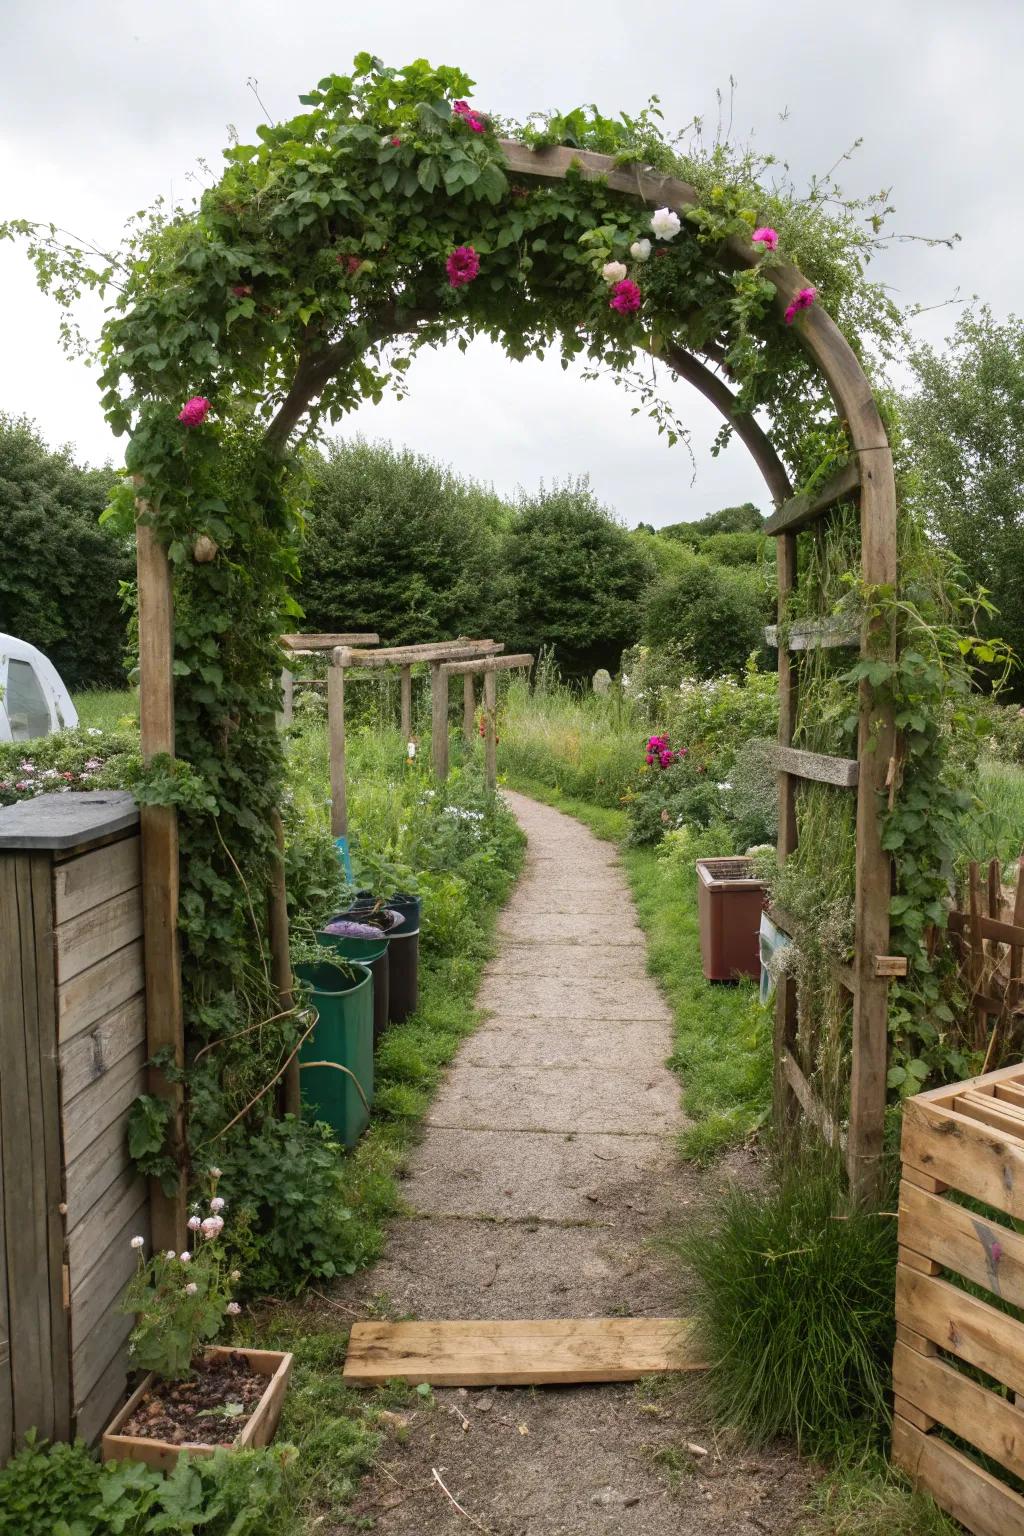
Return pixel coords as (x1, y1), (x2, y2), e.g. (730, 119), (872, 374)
(446, 246), (480, 288)
(784, 286), (817, 325)
(609, 278), (642, 314)
(178, 396), (211, 427)
(752, 226), (779, 252)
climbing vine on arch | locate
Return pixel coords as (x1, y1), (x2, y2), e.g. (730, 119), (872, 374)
(1, 52), (984, 1217)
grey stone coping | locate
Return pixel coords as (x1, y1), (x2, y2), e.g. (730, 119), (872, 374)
(0, 790), (139, 850)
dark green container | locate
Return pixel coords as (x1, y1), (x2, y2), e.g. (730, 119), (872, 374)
(294, 959), (373, 1147)
(317, 928), (390, 1045)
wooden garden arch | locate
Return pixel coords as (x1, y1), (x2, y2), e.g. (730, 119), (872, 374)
(138, 139), (899, 1249)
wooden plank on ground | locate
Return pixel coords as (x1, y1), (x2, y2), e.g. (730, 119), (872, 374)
(343, 1317), (706, 1386)
(892, 1415), (1024, 1536)
(763, 460), (861, 536)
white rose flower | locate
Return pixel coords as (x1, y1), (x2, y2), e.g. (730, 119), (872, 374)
(180, 1250), (192, 1264)
(210, 1197), (226, 1213)
(184, 1282), (198, 1296)
(165, 1249), (176, 1260)
(188, 1215), (202, 1231)
(226, 1301), (241, 1316)
(130, 1235), (145, 1249)
(209, 1166), (222, 1179)
(231, 1270), (241, 1282)
(601, 260), (628, 284)
(650, 207), (681, 240)
(630, 238), (652, 261)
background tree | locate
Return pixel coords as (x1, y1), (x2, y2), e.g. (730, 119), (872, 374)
(0, 415), (127, 688)
(901, 306), (1024, 690)
(645, 552), (772, 678)
(299, 438), (507, 643)
(499, 479), (655, 676)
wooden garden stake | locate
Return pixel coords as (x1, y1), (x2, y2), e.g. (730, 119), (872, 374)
(135, 514), (187, 1252)
(269, 809), (299, 1117)
(400, 665), (413, 740)
(431, 663), (449, 780)
(464, 673), (476, 746)
(483, 671), (498, 792)
(328, 657), (347, 837)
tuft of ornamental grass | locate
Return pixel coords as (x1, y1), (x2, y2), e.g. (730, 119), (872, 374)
(671, 1148), (898, 1460)
(798, 1451), (961, 1535)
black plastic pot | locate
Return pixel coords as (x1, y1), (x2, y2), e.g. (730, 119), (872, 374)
(342, 892), (420, 1023)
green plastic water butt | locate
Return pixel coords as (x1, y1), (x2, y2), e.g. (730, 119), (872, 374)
(294, 959), (373, 1147)
(316, 929), (390, 1045)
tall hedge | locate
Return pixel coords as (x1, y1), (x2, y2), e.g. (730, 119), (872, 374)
(0, 415), (128, 688)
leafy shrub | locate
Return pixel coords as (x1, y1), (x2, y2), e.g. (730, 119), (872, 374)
(668, 661), (779, 775)
(625, 755), (725, 846)
(0, 416), (131, 691)
(700, 531), (770, 567)
(217, 1116), (366, 1296)
(722, 735), (779, 849)
(672, 1152), (897, 1457)
(0, 1435), (293, 1536)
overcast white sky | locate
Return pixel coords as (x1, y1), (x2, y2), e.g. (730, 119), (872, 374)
(1, 0), (1020, 525)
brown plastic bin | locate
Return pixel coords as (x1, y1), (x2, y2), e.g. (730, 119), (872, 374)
(695, 857), (767, 982)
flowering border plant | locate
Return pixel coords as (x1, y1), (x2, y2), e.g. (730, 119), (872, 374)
(122, 1170), (241, 1380)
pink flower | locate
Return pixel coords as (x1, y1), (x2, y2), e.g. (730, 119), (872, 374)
(784, 286), (817, 325)
(391, 136), (401, 147)
(609, 278), (642, 315)
(452, 100), (485, 133)
(187, 1215), (202, 1231)
(645, 753), (655, 766)
(752, 226), (778, 252)
(178, 396), (211, 427)
(231, 283), (252, 298)
(226, 1301), (241, 1316)
(446, 245), (480, 288)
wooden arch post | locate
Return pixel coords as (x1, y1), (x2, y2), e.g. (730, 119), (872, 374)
(439, 654), (534, 792)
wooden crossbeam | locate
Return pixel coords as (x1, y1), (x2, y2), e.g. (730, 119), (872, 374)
(335, 640), (503, 668)
(281, 632), (379, 651)
(780, 1049), (846, 1151)
(765, 618), (860, 652)
(778, 745), (859, 788)
(343, 1317), (706, 1387)
(763, 460), (861, 537)
(438, 652), (533, 677)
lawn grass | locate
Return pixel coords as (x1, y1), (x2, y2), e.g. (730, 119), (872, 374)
(72, 687), (138, 732)
(509, 774), (770, 1160)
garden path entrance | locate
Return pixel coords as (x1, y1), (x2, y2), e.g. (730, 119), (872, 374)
(336, 793), (812, 1533)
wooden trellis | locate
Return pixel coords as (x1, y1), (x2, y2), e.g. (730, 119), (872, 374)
(279, 632), (379, 724)
(133, 137), (900, 1246)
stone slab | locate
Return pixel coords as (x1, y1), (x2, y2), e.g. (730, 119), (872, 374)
(475, 971), (671, 1021)
(426, 1063), (680, 1135)
(498, 886), (637, 916)
(401, 1126), (683, 1222)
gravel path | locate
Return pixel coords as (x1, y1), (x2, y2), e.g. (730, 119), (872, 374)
(335, 792), (812, 1534)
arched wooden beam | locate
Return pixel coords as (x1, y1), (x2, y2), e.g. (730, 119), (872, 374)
(659, 344), (793, 505)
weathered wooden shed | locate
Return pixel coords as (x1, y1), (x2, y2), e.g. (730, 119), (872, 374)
(0, 791), (148, 1459)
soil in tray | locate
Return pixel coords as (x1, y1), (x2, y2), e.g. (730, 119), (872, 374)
(120, 1353), (267, 1445)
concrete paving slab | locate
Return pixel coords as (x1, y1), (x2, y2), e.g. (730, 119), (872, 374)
(337, 1214), (683, 1320)
(475, 971), (672, 1021)
(496, 911), (645, 945)
(484, 946), (654, 980)
(459, 1018), (673, 1070)
(426, 1063), (680, 1134)
(400, 1126), (685, 1222)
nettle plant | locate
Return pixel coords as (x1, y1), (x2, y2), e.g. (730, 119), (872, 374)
(0, 53), (973, 1207)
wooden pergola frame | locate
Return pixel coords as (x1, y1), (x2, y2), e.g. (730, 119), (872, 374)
(279, 632), (379, 724)
(328, 639), (503, 835)
(438, 652), (534, 792)
(136, 137), (899, 1250)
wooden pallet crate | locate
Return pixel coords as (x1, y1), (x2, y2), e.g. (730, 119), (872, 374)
(894, 1062), (1024, 1535)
